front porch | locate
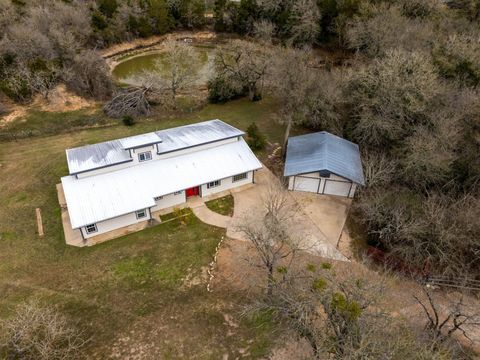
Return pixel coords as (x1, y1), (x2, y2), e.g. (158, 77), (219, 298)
(56, 181), (254, 247)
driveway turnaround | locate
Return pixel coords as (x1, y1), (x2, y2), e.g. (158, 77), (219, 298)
(227, 166), (348, 262)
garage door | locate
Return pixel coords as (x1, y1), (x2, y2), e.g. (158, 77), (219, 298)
(293, 176), (320, 193)
(323, 179), (351, 197)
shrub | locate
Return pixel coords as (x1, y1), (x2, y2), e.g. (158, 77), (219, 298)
(207, 76), (246, 103)
(122, 115), (135, 126)
(246, 122), (266, 151)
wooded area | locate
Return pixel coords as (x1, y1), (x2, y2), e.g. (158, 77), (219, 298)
(0, 0), (479, 358)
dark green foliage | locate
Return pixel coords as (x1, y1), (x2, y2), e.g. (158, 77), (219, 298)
(207, 76), (246, 103)
(91, 11), (108, 31)
(246, 122), (266, 151)
(122, 115), (135, 126)
(98, 0), (118, 18)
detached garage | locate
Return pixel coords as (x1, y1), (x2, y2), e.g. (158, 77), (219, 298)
(284, 132), (365, 198)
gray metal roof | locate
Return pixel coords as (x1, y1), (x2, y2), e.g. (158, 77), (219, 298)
(284, 132), (365, 185)
(66, 119), (244, 174)
(62, 138), (261, 228)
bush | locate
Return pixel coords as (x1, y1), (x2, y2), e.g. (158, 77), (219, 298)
(246, 122), (266, 151)
(207, 76), (246, 103)
(122, 115), (135, 126)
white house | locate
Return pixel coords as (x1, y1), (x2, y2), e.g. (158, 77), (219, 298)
(284, 131), (365, 198)
(60, 119), (262, 245)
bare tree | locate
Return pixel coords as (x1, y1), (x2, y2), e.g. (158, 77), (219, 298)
(288, 0), (321, 46)
(153, 39), (199, 100)
(414, 286), (480, 346)
(361, 151), (397, 189)
(252, 19), (275, 44)
(237, 181), (302, 296)
(349, 49), (440, 148)
(245, 264), (445, 358)
(268, 46), (313, 155)
(433, 33), (480, 86)
(65, 50), (114, 100)
(345, 4), (433, 58)
(103, 85), (155, 118)
(213, 40), (272, 101)
(0, 300), (87, 360)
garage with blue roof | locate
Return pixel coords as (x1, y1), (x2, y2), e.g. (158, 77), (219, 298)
(284, 132), (365, 198)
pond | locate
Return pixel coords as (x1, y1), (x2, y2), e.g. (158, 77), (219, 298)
(111, 44), (217, 87)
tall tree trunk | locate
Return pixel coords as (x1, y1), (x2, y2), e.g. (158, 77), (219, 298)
(282, 118), (292, 158)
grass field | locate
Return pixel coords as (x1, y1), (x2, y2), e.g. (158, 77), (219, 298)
(0, 97), (284, 357)
(205, 195), (235, 217)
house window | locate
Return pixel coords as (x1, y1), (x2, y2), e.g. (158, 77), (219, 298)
(136, 209), (147, 219)
(85, 224), (97, 234)
(207, 180), (221, 189)
(154, 196), (163, 201)
(138, 151), (152, 162)
(174, 191), (182, 195)
(233, 172), (248, 182)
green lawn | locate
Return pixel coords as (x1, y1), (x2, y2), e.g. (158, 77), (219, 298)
(0, 97), (283, 358)
(205, 195), (235, 217)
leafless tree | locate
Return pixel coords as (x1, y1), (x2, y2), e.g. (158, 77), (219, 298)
(0, 300), (87, 360)
(237, 181), (302, 296)
(288, 0), (321, 46)
(0, 0), (16, 34)
(433, 33), (480, 86)
(20, 65), (60, 101)
(345, 4), (433, 58)
(153, 39), (199, 100)
(252, 19), (275, 44)
(414, 287), (480, 346)
(245, 264), (445, 358)
(303, 69), (346, 135)
(268, 46), (313, 155)
(361, 151), (397, 189)
(349, 49), (440, 148)
(103, 85), (155, 118)
(214, 40), (272, 101)
(65, 50), (114, 100)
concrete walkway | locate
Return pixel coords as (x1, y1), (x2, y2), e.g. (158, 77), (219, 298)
(189, 197), (232, 229)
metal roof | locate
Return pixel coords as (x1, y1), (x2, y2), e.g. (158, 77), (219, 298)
(65, 119), (244, 174)
(284, 132), (365, 185)
(61, 138), (262, 228)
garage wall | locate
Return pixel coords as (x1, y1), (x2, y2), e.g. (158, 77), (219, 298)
(288, 172), (357, 198)
(201, 171), (253, 197)
(81, 209), (151, 239)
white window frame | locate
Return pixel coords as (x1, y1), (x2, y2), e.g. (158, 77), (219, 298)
(207, 180), (221, 189)
(85, 223), (97, 234)
(138, 151), (152, 162)
(135, 209), (147, 219)
(233, 172), (248, 182)
(174, 191), (182, 195)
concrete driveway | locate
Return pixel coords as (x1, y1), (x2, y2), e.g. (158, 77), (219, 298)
(289, 191), (352, 249)
(227, 166), (348, 261)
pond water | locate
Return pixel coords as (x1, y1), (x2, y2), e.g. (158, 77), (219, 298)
(111, 44), (216, 87)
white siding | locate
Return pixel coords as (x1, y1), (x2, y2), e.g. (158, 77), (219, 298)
(81, 209), (151, 239)
(131, 145), (157, 164)
(201, 171), (253, 197)
(76, 160), (133, 179)
(151, 191), (186, 212)
(156, 137), (239, 160)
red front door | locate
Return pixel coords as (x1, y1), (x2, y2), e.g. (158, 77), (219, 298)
(186, 186), (199, 198)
